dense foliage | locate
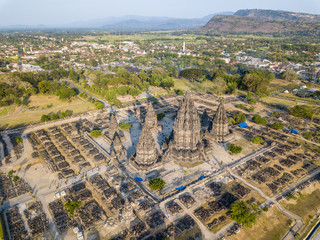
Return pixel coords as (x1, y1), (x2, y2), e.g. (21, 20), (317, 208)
(40, 111), (71, 122)
(230, 201), (260, 228)
(149, 178), (166, 190)
(251, 136), (264, 144)
(228, 144), (242, 154)
(229, 111), (246, 125)
(271, 122), (284, 130)
(90, 130), (102, 138)
(157, 113), (165, 121)
(290, 105), (315, 120)
(252, 114), (268, 125)
(119, 123), (132, 131)
(64, 201), (81, 218)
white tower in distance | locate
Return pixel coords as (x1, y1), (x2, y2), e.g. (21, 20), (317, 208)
(183, 41), (186, 53)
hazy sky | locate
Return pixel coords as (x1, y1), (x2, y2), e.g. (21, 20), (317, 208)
(0, 0), (319, 26)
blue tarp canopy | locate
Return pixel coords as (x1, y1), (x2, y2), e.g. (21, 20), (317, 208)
(238, 122), (248, 128)
(199, 175), (205, 180)
(291, 129), (299, 134)
(176, 186), (186, 191)
(135, 177), (143, 182)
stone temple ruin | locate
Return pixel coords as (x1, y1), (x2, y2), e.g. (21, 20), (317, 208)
(207, 101), (233, 143)
(130, 103), (162, 172)
(130, 122), (161, 172)
(164, 92), (207, 164)
(144, 102), (158, 130)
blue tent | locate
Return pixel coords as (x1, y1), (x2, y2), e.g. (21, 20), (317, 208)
(135, 177), (143, 182)
(176, 186), (186, 191)
(238, 122), (248, 128)
(291, 129), (299, 134)
(199, 175), (205, 180)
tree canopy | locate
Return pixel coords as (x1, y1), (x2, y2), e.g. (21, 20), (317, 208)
(149, 178), (166, 190)
(230, 201), (259, 228)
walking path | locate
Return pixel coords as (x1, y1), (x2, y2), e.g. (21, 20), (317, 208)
(227, 168), (304, 240)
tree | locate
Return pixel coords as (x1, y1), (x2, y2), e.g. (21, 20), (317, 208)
(233, 111), (246, 124)
(230, 201), (258, 228)
(139, 70), (148, 82)
(40, 114), (50, 122)
(94, 101), (104, 109)
(251, 136), (263, 144)
(149, 178), (166, 190)
(119, 123), (133, 131)
(59, 111), (71, 118)
(175, 89), (184, 95)
(228, 144), (242, 154)
(49, 70), (61, 80)
(157, 113), (165, 121)
(271, 122), (284, 130)
(281, 70), (299, 82)
(161, 76), (174, 88)
(56, 88), (77, 100)
(90, 130), (102, 138)
(15, 137), (23, 144)
(179, 68), (204, 81)
(242, 72), (270, 96)
(50, 113), (59, 121)
(64, 201), (81, 218)
(211, 67), (227, 79)
(252, 114), (268, 125)
(12, 176), (20, 182)
(212, 77), (227, 95)
(68, 69), (79, 82)
(150, 74), (162, 87)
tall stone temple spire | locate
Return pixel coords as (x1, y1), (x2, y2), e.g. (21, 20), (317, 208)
(166, 92), (205, 163)
(144, 102), (157, 129)
(131, 123), (159, 171)
(209, 101), (232, 142)
(108, 113), (118, 140)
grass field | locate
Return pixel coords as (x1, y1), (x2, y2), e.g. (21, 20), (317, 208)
(0, 95), (96, 129)
(80, 33), (207, 44)
(228, 208), (291, 240)
(174, 78), (215, 93)
(0, 106), (16, 117)
(262, 96), (301, 108)
(281, 189), (320, 224)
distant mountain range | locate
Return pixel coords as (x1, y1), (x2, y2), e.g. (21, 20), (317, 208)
(2, 9), (320, 34)
(201, 9), (320, 35)
(68, 13), (234, 30)
(0, 13), (234, 30)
